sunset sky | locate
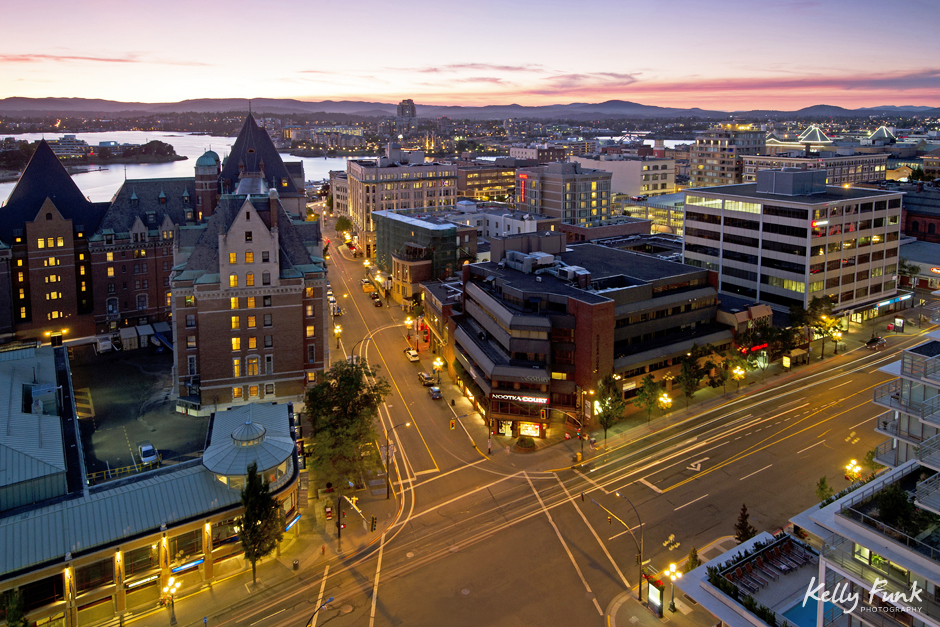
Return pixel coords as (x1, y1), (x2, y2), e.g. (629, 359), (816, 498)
(2, 0), (938, 111)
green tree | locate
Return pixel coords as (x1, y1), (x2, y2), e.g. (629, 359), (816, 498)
(3, 590), (27, 627)
(705, 360), (730, 394)
(863, 447), (886, 477)
(633, 374), (663, 424)
(804, 296), (839, 359)
(910, 166), (927, 182)
(734, 503), (757, 544)
(325, 193), (334, 210)
(596, 374), (626, 450)
(334, 216), (353, 232)
(674, 343), (710, 408)
(877, 483), (913, 529)
(815, 476), (834, 502)
(737, 321), (781, 380)
(305, 360), (390, 500)
(238, 462), (284, 584)
(685, 547), (702, 573)
(898, 258), (921, 287)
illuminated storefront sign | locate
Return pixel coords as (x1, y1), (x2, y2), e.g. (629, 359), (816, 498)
(519, 423), (540, 437)
(491, 393), (549, 404)
(931, 267), (940, 275)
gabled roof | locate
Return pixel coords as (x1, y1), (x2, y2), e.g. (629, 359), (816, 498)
(0, 140), (107, 244)
(798, 126), (832, 144)
(220, 114), (299, 195)
(98, 177), (196, 235)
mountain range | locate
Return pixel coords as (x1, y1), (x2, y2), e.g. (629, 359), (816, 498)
(0, 97), (936, 120)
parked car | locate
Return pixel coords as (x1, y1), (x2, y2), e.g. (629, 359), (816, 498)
(418, 372), (434, 386)
(866, 336), (887, 350)
(139, 442), (159, 465)
(428, 386), (443, 400)
(404, 348), (420, 362)
(373, 298), (383, 307)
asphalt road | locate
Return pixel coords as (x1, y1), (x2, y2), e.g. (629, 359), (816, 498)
(162, 220), (930, 627)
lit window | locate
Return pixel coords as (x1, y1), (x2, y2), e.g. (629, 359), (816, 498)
(107, 267), (115, 277)
(248, 336), (257, 349)
(187, 336), (196, 349)
(306, 305), (313, 317)
(79, 266), (85, 275)
(37, 239), (45, 249)
(20, 307), (26, 319)
(229, 252), (237, 264)
(245, 251), (254, 263)
(247, 296), (256, 308)
(165, 292), (171, 307)
(231, 316), (240, 330)
(47, 238), (54, 247)
(231, 297), (239, 310)
(247, 315), (256, 328)
(229, 274), (238, 288)
(246, 272), (255, 287)
(232, 359), (241, 377)
(232, 337), (241, 351)
(306, 325), (315, 338)
(247, 357), (259, 376)
(107, 252), (114, 261)
(57, 237), (64, 247)
(233, 386), (242, 399)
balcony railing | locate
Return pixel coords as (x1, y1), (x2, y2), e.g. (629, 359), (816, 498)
(874, 410), (929, 446)
(872, 439), (899, 468)
(918, 433), (940, 471)
(822, 535), (940, 620)
(916, 473), (940, 516)
(873, 380), (940, 423)
(901, 352), (940, 385)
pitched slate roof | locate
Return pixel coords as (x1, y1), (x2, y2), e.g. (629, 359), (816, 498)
(97, 177), (196, 235)
(0, 140), (108, 244)
(220, 114), (299, 195)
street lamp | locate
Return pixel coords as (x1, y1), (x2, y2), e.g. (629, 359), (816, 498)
(405, 317), (413, 338)
(304, 596), (334, 627)
(833, 330), (843, 354)
(845, 459), (862, 482)
(433, 357), (444, 384)
(658, 392), (672, 412)
(334, 325), (342, 349)
(613, 491), (645, 602)
(732, 366), (745, 392)
(668, 563), (682, 612)
(386, 422), (411, 499)
(162, 576), (181, 611)
(363, 259), (371, 277)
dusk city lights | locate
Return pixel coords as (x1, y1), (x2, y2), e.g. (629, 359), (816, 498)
(1, 2), (940, 627)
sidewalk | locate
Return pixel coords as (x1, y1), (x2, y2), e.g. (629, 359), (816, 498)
(608, 536), (739, 627)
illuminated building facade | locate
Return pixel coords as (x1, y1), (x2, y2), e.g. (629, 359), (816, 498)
(690, 123), (765, 187)
(514, 162), (612, 226)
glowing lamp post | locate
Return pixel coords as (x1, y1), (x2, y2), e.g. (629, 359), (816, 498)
(433, 357), (444, 384)
(833, 330), (843, 354)
(732, 366), (745, 392)
(334, 325), (342, 349)
(668, 563), (682, 612)
(845, 459), (862, 482)
(405, 317), (413, 338)
(658, 393), (672, 413)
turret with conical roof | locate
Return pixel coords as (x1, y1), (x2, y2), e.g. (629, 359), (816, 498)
(195, 149), (221, 218)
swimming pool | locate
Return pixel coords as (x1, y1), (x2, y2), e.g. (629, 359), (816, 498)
(782, 599), (840, 627)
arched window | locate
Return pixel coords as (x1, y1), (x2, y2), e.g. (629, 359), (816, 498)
(229, 273), (238, 288)
(912, 221), (920, 232)
(246, 272), (255, 287)
(930, 224), (937, 235)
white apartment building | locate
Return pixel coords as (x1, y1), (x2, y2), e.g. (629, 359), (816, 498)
(744, 153), (888, 186)
(682, 169), (903, 316)
(444, 201), (561, 238)
(572, 155), (676, 197)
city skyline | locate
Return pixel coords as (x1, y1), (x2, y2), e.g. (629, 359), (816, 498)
(2, 0), (938, 111)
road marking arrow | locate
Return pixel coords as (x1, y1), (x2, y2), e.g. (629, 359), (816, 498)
(686, 458), (709, 472)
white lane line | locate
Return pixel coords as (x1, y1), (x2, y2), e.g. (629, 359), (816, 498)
(674, 494), (709, 511)
(406, 473), (518, 521)
(412, 458), (485, 488)
(555, 476), (631, 589)
(593, 598), (603, 614)
(780, 399), (804, 409)
(639, 478), (663, 494)
(312, 565), (330, 627)
(851, 415), (878, 430)
(830, 380), (853, 389)
(797, 441), (825, 455)
(249, 609), (285, 626)
(609, 523), (644, 541)
(740, 465), (773, 481)
(412, 469), (439, 476)
(525, 473), (602, 616)
(368, 536), (384, 627)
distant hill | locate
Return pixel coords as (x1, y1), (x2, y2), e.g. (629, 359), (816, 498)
(0, 97), (936, 120)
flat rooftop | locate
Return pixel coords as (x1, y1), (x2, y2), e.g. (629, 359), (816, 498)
(689, 183), (901, 204)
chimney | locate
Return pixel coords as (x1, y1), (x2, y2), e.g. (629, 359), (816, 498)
(268, 188), (279, 231)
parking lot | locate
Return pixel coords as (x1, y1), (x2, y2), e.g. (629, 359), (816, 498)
(69, 344), (209, 478)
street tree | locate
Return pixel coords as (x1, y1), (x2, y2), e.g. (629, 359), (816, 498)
(674, 343), (710, 408)
(3, 590), (27, 627)
(684, 547), (702, 573)
(305, 360), (390, 502)
(736, 321), (780, 380)
(799, 296), (840, 359)
(334, 216), (353, 233)
(898, 258), (921, 287)
(863, 447), (886, 478)
(238, 462), (284, 585)
(815, 476), (834, 502)
(633, 374), (663, 424)
(734, 503), (757, 544)
(595, 373), (626, 450)
(705, 360), (730, 394)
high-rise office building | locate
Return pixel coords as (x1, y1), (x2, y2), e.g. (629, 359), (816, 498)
(514, 162), (612, 225)
(690, 123), (765, 187)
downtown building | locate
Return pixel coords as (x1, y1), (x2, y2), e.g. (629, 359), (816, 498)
(452, 234), (731, 438)
(572, 154), (677, 198)
(690, 122), (765, 188)
(682, 169), (904, 319)
(346, 144), (457, 257)
(743, 153), (888, 186)
(514, 162), (613, 225)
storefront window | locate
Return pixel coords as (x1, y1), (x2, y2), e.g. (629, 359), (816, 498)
(169, 529), (202, 562)
(125, 545), (158, 576)
(75, 558), (114, 593)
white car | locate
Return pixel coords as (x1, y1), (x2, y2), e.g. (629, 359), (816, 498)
(404, 349), (420, 362)
(139, 442), (159, 465)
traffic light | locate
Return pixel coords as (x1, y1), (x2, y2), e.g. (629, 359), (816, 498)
(540, 408), (546, 420)
(608, 516), (612, 525)
(340, 523), (346, 529)
(370, 516), (377, 532)
(450, 419), (456, 430)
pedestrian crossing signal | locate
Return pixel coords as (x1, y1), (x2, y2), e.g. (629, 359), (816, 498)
(450, 419), (456, 430)
(370, 516), (377, 532)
